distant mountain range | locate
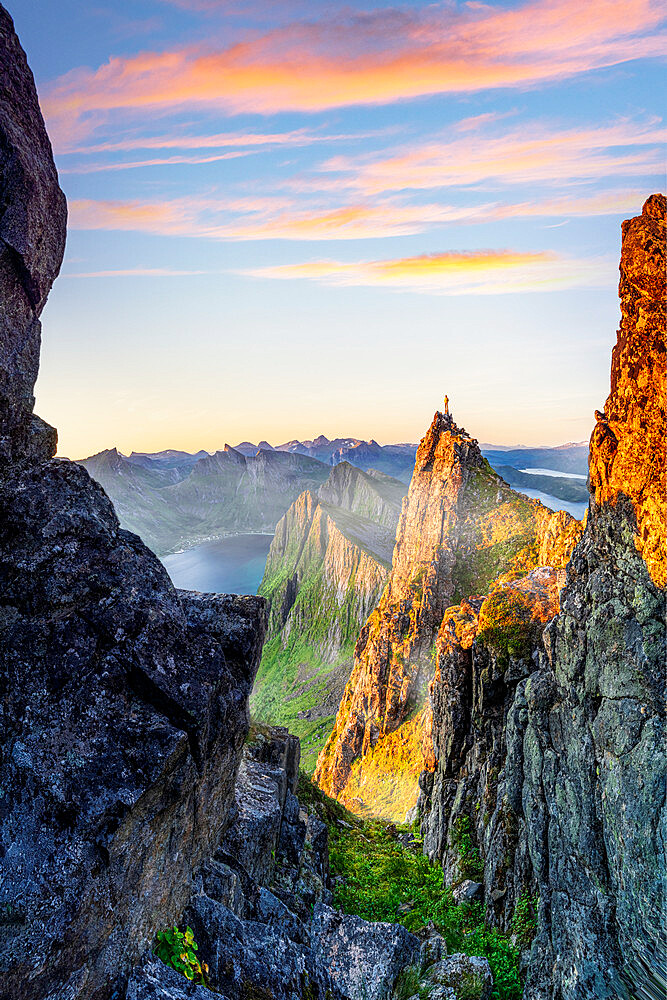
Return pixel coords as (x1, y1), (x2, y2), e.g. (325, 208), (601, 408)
(231, 435), (589, 478)
(78, 436), (589, 557)
(79, 445), (331, 555)
(232, 435), (419, 482)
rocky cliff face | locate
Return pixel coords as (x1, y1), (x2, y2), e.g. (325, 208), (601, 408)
(0, 9), (267, 998)
(315, 415), (582, 821)
(0, 6), (66, 465)
(125, 725), (435, 1000)
(419, 195), (666, 999)
(252, 462), (407, 770)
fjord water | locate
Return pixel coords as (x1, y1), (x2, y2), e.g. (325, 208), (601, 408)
(516, 488), (587, 520)
(162, 533), (274, 594)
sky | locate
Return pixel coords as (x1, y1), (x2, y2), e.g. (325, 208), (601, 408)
(10, 0), (666, 458)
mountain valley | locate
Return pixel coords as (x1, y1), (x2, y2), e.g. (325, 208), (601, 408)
(0, 11), (664, 1000)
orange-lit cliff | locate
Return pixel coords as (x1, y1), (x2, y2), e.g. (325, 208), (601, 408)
(315, 414), (582, 820)
(418, 194), (666, 1000)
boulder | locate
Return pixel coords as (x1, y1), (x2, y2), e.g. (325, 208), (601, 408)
(452, 880), (483, 905)
(311, 904), (421, 1000)
(418, 925), (448, 967)
(220, 726), (301, 885)
(126, 956), (223, 1000)
(425, 955), (493, 1000)
(187, 895), (337, 1000)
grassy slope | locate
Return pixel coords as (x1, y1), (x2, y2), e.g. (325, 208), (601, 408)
(298, 774), (532, 1000)
(251, 466), (407, 770)
(251, 566), (363, 772)
(451, 460), (550, 604)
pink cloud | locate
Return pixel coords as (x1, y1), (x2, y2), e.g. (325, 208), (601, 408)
(43, 0), (666, 144)
(317, 118), (666, 194)
(67, 186), (647, 243)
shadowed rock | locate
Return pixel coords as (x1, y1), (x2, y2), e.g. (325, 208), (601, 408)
(0, 8), (268, 998)
(0, 5), (66, 463)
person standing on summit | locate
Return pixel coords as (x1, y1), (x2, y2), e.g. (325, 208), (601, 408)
(443, 395), (449, 416)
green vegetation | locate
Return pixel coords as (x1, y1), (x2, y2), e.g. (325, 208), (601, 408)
(251, 625), (354, 772)
(510, 892), (538, 949)
(450, 463), (541, 605)
(451, 816), (484, 881)
(476, 588), (538, 661)
(154, 926), (208, 985)
(394, 965), (432, 1000)
(299, 774), (523, 1000)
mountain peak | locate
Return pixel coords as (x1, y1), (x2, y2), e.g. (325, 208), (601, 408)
(589, 192), (665, 587)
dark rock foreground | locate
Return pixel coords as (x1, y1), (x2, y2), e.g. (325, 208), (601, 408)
(126, 726), (461, 1000)
(0, 6), (268, 998)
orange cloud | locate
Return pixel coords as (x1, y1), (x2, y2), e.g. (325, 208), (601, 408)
(43, 0), (666, 142)
(67, 186), (648, 243)
(68, 195), (483, 240)
(242, 249), (616, 294)
(68, 198), (192, 230)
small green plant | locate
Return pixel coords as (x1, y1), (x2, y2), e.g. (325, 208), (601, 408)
(154, 925), (208, 985)
(457, 971), (486, 1000)
(450, 816), (484, 881)
(393, 964), (432, 1000)
(510, 891), (538, 948)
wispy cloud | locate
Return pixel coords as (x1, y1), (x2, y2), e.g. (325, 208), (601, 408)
(63, 267), (212, 278)
(317, 118), (666, 194)
(43, 0), (666, 144)
(61, 150), (255, 174)
(242, 249), (615, 294)
(58, 125), (384, 158)
(67, 186), (647, 242)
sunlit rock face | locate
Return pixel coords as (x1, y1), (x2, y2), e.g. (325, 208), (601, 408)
(589, 192), (666, 588)
(420, 195), (666, 1000)
(315, 414), (582, 821)
(0, 7), (267, 998)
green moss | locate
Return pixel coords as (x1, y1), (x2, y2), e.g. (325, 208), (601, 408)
(296, 775), (521, 1000)
(510, 892), (538, 949)
(476, 588), (540, 661)
(450, 816), (484, 881)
